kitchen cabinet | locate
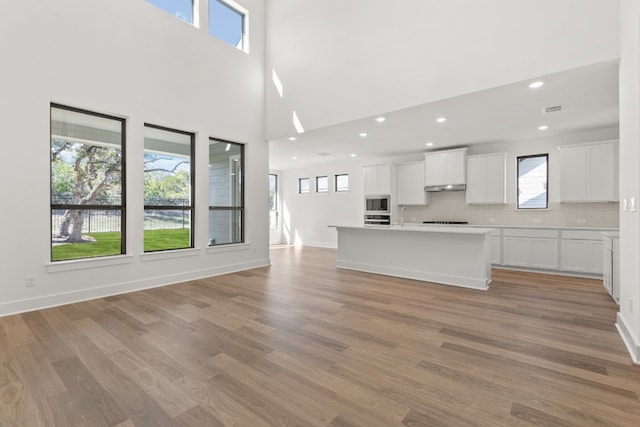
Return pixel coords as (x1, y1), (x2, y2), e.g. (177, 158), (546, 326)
(603, 232), (619, 303)
(502, 228), (558, 270)
(424, 148), (467, 188)
(364, 164), (393, 195)
(559, 141), (618, 202)
(560, 230), (603, 274)
(397, 161), (429, 205)
(466, 153), (507, 204)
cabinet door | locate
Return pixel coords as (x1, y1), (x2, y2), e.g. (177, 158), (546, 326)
(588, 143), (617, 201)
(363, 166), (378, 195)
(490, 235), (501, 264)
(466, 156), (487, 204)
(561, 147), (588, 201)
(589, 240), (604, 274)
(486, 154), (506, 203)
(425, 153), (445, 186)
(503, 237), (530, 266)
(397, 164), (411, 204)
(444, 150), (466, 185)
(377, 164), (391, 194)
(561, 239), (589, 272)
(531, 238), (558, 269)
(398, 162), (427, 205)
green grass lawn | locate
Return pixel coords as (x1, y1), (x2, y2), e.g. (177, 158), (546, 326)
(51, 229), (191, 261)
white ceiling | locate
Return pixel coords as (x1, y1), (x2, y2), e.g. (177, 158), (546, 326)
(269, 60), (619, 170)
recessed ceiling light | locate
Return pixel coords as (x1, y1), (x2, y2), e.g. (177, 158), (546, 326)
(291, 156), (298, 159)
(426, 142), (434, 147)
(538, 125), (549, 131)
(288, 136), (297, 141)
(350, 153), (357, 157)
(375, 116), (386, 123)
(529, 81), (544, 89)
(436, 117), (447, 123)
(359, 132), (368, 137)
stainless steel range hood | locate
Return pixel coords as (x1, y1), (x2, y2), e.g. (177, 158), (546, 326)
(424, 184), (466, 192)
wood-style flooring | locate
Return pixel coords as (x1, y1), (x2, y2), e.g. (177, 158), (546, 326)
(1, 246), (639, 426)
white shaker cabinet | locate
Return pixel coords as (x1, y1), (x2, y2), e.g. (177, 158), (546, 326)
(559, 141), (618, 202)
(502, 228), (559, 270)
(466, 153), (507, 204)
(397, 162), (429, 205)
(560, 230), (604, 274)
(364, 164), (393, 195)
(424, 148), (467, 187)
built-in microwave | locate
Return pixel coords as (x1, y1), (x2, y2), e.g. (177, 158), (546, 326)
(365, 195), (390, 214)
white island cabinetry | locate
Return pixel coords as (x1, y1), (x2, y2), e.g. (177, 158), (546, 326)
(332, 225), (494, 290)
(397, 161), (429, 205)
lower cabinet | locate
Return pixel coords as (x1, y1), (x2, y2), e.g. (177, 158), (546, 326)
(560, 230), (604, 274)
(502, 229), (559, 270)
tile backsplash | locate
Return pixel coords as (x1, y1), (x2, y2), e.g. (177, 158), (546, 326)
(404, 191), (619, 228)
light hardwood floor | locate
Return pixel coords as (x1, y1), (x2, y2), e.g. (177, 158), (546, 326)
(1, 246), (639, 426)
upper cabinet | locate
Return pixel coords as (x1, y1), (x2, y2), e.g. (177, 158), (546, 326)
(466, 153), (507, 204)
(559, 141), (618, 202)
(364, 164), (394, 195)
(424, 148), (468, 188)
(397, 161), (429, 205)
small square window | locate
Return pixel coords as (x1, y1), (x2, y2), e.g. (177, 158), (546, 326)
(146, 0), (194, 24)
(209, 0), (248, 52)
(299, 178), (310, 194)
(517, 154), (548, 209)
(316, 176), (328, 193)
(335, 174), (349, 192)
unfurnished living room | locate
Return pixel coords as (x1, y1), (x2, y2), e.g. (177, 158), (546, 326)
(1, 1), (640, 426)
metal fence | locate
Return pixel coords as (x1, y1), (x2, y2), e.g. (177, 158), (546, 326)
(51, 198), (191, 235)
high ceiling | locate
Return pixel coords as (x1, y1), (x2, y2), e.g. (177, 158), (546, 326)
(269, 60), (619, 170)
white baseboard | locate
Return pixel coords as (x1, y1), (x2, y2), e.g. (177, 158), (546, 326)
(0, 258), (271, 317)
(303, 241), (338, 249)
(336, 260), (489, 291)
(616, 312), (640, 365)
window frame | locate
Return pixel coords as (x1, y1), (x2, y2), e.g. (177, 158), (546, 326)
(143, 123), (196, 252)
(208, 138), (245, 246)
(316, 176), (329, 193)
(208, 0), (249, 53)
(516, 153), (549, 210)
(50, 103), (127, 262)
(298, 177), (310, 194)
(145, 0), (195, 25)
(335, 174), (349, 192)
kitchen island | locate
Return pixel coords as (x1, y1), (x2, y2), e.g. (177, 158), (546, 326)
(331, 225), (495, 290)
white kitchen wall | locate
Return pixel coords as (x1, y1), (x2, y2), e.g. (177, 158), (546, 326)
(0, 0), (268, 316)
(618, 0), (640, 363)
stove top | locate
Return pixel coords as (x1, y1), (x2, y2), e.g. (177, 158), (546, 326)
(422, 221), (469, 225)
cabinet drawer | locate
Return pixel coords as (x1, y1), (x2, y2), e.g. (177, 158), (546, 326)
(561, 230), (603, 240)
(503, 228), (558, 239)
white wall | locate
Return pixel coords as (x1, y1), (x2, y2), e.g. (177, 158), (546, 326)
(0, 0), (269, 316)
(265, 0), (620, 138)
(281, 161), (365, 248)
(282, 128), (620, 248)
(617, 0), (640, 363)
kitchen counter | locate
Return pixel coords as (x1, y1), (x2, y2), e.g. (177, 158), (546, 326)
(404, 223), (619, 231)
(330, 225), (493, 290)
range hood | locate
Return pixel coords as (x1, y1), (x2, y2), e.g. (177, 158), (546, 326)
(425, 184), (466, 192)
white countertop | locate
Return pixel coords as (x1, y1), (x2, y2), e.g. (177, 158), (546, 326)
(330, 225), (496, 235)
(403, 223), (619, 231)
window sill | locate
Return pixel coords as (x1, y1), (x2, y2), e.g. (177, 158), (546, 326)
(207, 242), (250, 254)
(46, 254), (134, 273)
(142, 248), (201, 262)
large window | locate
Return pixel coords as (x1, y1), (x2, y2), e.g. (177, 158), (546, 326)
(50, 104), (126, 261)
(146, 0), (194, 24)
(144, 124), (195, 252)
(209, 139), (244, 245)
(209, 0), (248, 52)
(517, 154), (548, 209)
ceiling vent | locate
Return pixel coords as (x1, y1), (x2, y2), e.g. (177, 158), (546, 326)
(543, 105), (563, 114)
(316, 152), (331, 157)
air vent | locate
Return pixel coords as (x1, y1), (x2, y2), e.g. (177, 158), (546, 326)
(316, 152), (331, 157)
(543, 105), (563, 114)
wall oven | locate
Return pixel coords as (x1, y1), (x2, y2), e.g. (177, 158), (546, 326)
(364, 214), (391, 226)
(365, 195), (390, 214)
